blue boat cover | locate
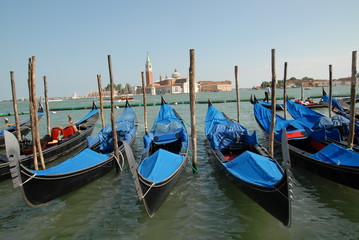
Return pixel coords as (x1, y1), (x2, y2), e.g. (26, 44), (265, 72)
(32, 148), (109, 176)
(75, 108), (99, 126)
(286, 99), (333, 129)
(310, 143), (359, 167)
(143, 104), (188, 151)
(0, 111), (44, 137)
(321, 94), (359, 136)
(223, 151), (283, 188)
(321, 94), (346, 112)
(87, 106), (137, 152)
(138, 148), (185, 184)
(253, 103), (312, 141)
(205, 104), (258, 150)
(286, 99), (342, 141)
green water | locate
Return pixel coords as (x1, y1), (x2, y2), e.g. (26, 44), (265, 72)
(0, 87), (358, 239)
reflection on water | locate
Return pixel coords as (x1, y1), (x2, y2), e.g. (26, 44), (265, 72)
(0, 88), (358, 239)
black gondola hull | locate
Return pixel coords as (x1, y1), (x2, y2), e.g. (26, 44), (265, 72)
(18, 158), (115, 206)
(0, 110), (99, 181)
(208, 145), (291, 227)
(254, 116), (359, 190)
(288, 144), (359, 189)
(0, 126), (95, 181)
(139, 155), (187, 217)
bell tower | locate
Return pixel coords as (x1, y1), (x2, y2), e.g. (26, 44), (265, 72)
(145, 53), (153, 86)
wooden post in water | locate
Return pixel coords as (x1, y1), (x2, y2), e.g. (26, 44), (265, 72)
(28, 57), (45, 169)
(107, 55), (119, 160)
(269, 49), (277, 157)
(27, 58), (38, 170)
(348, 51), (357, 149)
(97, 74), (105, 128)
(32, 58), (45, 169)
(10, 71), (21, 141)
(141, 71), (148, 134)
(189, 49), (197, 170)
(234, 65), (240, 122)
(329, 65), (333, 118)
(43, 76), (51, 135)
(283, 62), (288, 119)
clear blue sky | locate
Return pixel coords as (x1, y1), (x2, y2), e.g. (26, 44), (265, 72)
(1, 0), (358, 100)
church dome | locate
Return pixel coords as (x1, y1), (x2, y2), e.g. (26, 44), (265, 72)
(171, 69), (180, 78)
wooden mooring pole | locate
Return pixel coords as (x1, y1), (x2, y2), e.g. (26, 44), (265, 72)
(348, 51), (357, 149)
(10, 71), (21, 141)
(328, 65), (333, 118)
(97, 74), (105, 128)
(283, 62), (288, 119)
(107, 55), (120, 160)
(28, 57), (45, 169)
(43, 76), (51, 135)
(141, 71), (148, 134)
(234, 65), (240, 122)
(269, 49), (277, 157)
(189, 49), (197, 171)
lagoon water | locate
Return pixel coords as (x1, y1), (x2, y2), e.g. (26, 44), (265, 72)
(0, 87), (358, 239)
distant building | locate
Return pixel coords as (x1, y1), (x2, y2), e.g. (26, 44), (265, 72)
(145, 53), (153, 86)
(198, 80), (232, 92)
(134, 54), (232, 95)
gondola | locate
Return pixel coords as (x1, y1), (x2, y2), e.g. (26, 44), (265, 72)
(0, 103), (99, 181)
(257, 100), (284, 110)
(5, 100), (137, 206)
(285, 97), (359, 152)
(251, 97), (359, 190)
(125, 96), (188, 217)
(0, 104), (44, 148)
(259, 99), (325, 111)
(321, 89), (359, 129)
(205, 101), (292, 227)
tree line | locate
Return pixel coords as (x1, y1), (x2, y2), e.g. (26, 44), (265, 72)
(103, 83), (132, 94)
(260, 77), (315, 88)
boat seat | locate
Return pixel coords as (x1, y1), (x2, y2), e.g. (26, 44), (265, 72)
(51, 126), (63, 141)
(63, 124), (78, 139)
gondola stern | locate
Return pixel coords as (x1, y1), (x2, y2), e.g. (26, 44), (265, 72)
(161, 95), (167, 105)
(208, 99), (212, 107)
(125, 99), (131, 108)
(122, 141), (144, 200)
(4, 130), (23, 190)
(322, 87), (327, 96)
(92, 101), (98, 110)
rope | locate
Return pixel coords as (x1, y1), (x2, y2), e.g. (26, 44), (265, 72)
(182, 148), (198, 172)
(112, 153), (123, 172)
(20, 173), (37, 186)
(141, 182), (155, 200)
(119, 150), (125, 169)
(182, 119), (191, 128)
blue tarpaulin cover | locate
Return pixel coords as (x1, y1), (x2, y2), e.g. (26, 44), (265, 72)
(143, 104), (188, 151)
(205, 104), (258, 150)
(223, 151), (283, 187)
(310, 143), (359, 167)
(0, 111), (44, 137)
(138, 148), (185, 184)
(253, 103), (311, 141)
(321, 94), (359, 136)
(32, 148), (109, 175)
(286, 99), (342, 141)
(87, 106), (137, 152)
(286, 99), (333, 129)
(75, 108), (99, 126)
(321, 94), (346, 112)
